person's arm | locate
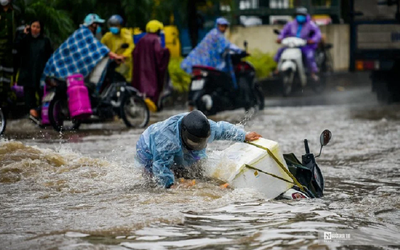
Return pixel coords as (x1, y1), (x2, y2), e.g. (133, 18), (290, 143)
(308, 23), (322, 44)
(122, 31), (135, 58)
(277, 23), (292, 41)
(151, 137), (178, 188)
(209, 120), (246, 142)
(216, 36), (231, 55)
(208, 120), (261, 143)
(151, 153), (176, 188)
(100, 32), (109, 46)
(45, 37), (53, 62)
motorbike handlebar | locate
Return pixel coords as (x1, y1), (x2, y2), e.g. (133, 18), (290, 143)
(304, 139), (310, 154)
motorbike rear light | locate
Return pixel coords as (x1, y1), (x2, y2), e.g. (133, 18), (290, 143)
(364, 61), (375, 70)
(192, 69), (208, 77)
(355, 60), (380, 71)
(235, 62), (252, 72)
(355, 60), (364, 71)
(192, 69), (202, 77)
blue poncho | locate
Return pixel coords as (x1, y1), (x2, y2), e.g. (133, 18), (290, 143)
(136, 113), (246, 188)
(41, 26), (110, 85)
(181, 28), (237, 87)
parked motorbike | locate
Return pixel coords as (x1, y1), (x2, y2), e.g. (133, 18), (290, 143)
(274, 29), (329, 96)
(0, 108), (5, 135)
(44, 55), (149, 132)
(188, 42), (264, 116)
(279, 129), (332, 199)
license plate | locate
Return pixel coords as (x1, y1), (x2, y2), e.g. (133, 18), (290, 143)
(191, 79), (205, 91)
(42, 92), (55, 102)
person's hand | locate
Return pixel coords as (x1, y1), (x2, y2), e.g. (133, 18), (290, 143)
(276, 38), (282, 44)
(245, 132), (262, 142)
(109, 52), (125, 64)
(115, 55), (125, 64)
(23, 25), (30, 34)
(170, 178), (196, 189)
(307, 39), (315, 44)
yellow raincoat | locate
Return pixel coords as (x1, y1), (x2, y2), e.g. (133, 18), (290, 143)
(101, 27), (134, 82)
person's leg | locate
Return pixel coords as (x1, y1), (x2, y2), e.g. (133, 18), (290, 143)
(24, 86), (39, 117)
(274, 47), (286, 63)
(302, 46), (319, 81)
(274, 47), (286, 74)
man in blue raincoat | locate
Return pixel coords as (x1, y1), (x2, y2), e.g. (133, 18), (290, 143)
(136, 110), (261, 188)
(181, 17), (240, 88)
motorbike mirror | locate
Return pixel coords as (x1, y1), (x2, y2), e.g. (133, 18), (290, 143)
(320, 129), (332, 146)
(120, 43), (129, 49)
(273, 29), (280, 35)
(316, 129), (332, 157)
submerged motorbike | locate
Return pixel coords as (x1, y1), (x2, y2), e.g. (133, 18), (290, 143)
(274, 29), (330, 96)
(0, 108), (5, 135)
(279, 129), (332, 199)
(44, 55), (149, 132)
(188, 43), (264, 116)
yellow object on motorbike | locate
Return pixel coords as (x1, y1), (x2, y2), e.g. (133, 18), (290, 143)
(144, 98), (157, 113)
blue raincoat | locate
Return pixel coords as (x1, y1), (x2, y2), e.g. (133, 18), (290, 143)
(136, 113), (246, 188)
(181, 28), (237, 87)
(41, 26), (110, 86)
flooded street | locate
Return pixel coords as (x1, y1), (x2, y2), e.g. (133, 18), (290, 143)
(1, 74), (400, 249)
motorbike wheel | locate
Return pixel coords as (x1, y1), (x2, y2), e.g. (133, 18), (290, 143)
(0, 108), (6, 135)
(254, 84), (265, 110)
(48, 96), (81, 132)
(120, 94), (149, 128)
(281, 71), (294, 97)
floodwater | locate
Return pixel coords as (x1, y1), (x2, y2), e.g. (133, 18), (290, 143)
(1, 77), (400, 249)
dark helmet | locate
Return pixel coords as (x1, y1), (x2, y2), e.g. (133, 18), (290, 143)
(295, 6), (308, 16)
(181, 110), (211, 151)
(108, 15), (123, 26)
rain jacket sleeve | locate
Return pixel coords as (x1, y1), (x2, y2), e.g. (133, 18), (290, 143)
(278, 23), (292, 41)
(308, 22), (322, 44)
(152, 150), (175, 188)
(208, 121), (246, 143)
(151, 133), (180, 188)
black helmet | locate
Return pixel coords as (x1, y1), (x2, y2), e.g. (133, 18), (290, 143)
(295, 7), (308, 16)
(181, 110), (211, 151)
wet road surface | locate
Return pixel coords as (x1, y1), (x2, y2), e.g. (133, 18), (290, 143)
(1, 72), (399, 249)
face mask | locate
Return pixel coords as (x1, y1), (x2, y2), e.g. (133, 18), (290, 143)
(0, 0), (10, 6)
(96, 26), (102, 34)
(296, 15), (307, 24)
(109, 27), (120, 35)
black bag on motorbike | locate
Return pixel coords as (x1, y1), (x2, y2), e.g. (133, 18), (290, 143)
(283, 153), (324, 198)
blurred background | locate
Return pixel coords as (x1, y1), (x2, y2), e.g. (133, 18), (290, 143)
(10, 0), (400, 103)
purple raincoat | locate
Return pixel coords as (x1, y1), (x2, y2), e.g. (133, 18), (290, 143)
(275, 15), (321, 73)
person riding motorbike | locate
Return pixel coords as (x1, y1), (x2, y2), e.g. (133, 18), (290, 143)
(181, 17), (244, 110)
(101, 15), (134, 82)
(132, 20), (170, 112)
(41, 13), (124, 88)
(274, 7), (321, 81)
(136, 110), (261, 188)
